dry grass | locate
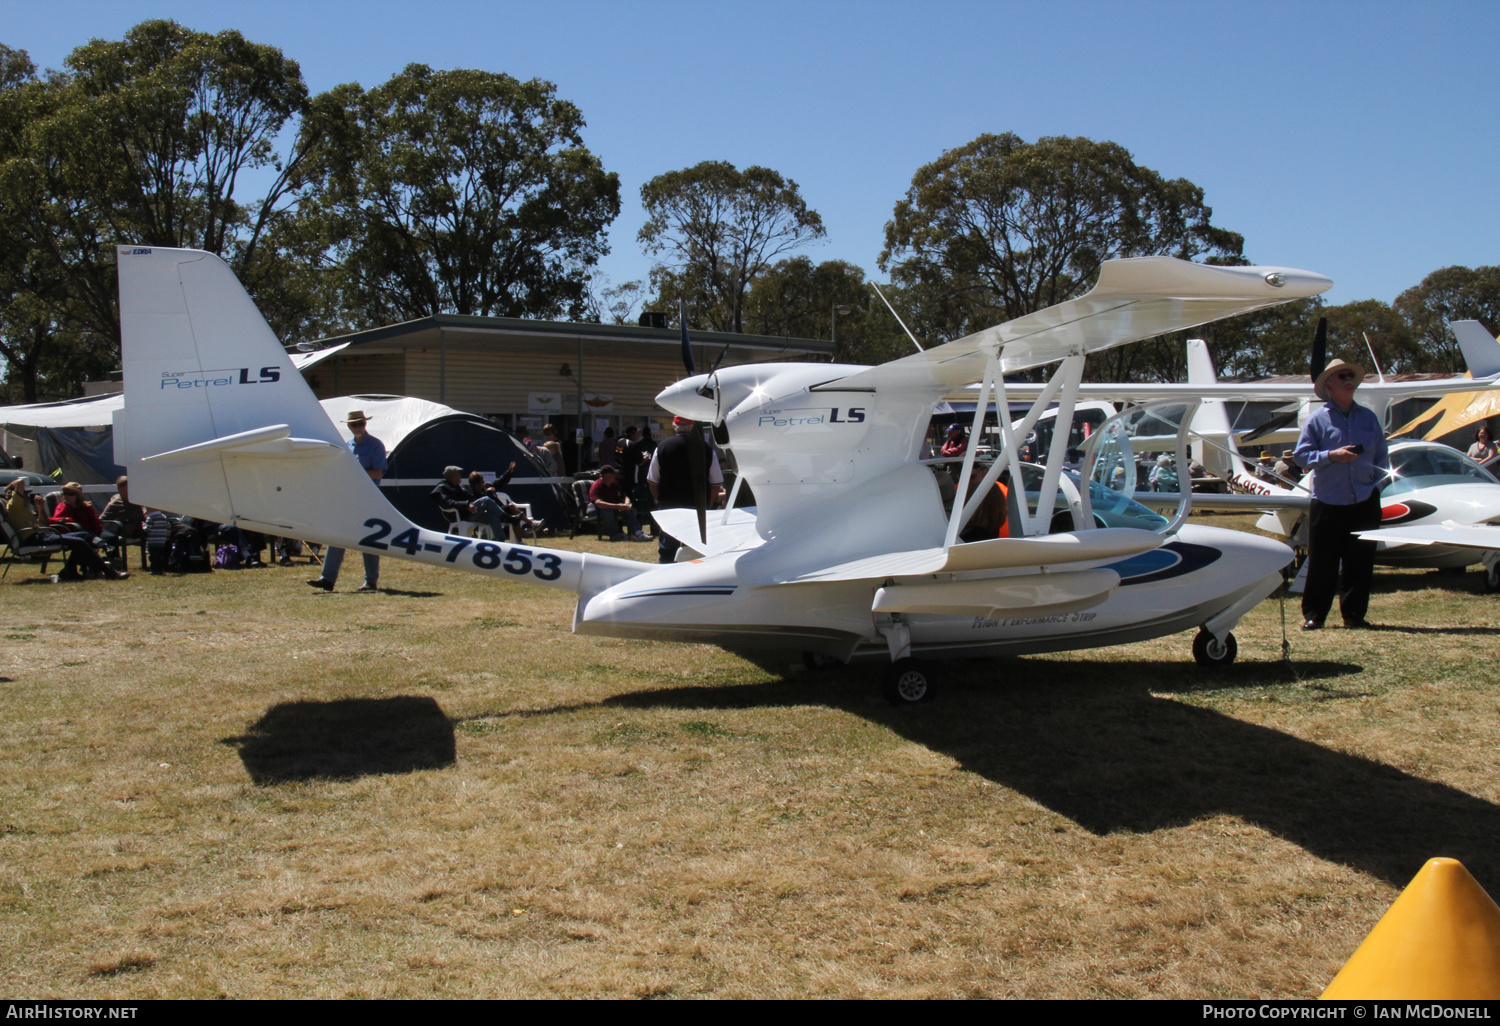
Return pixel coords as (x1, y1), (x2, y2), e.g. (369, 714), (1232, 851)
(2, 524), (1498, 998)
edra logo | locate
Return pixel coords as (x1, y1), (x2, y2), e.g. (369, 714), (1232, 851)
(159, 366), (281, 389)
(756, 407), (866, 428)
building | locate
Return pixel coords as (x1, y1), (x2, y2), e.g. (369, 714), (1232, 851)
(295, 313), (832, 472)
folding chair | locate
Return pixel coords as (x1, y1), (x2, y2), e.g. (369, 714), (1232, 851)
(1, 515), (65, 579)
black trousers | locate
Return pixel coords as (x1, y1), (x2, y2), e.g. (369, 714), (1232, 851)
(1303, 493), (1382, 624)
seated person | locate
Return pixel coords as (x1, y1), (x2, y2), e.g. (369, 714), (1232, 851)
(4, 478), (126, 580)
(51, 482), (104, 537)
(101, 475), (145, 543)
(430, 466), (473, 520)
(958, 470), (1010, 543)
(465, 471), (542, 540)
(589, 465), (647, 541)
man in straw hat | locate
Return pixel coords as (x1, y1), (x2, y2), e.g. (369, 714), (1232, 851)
(1293, 358), (1389, 630)
(308, 410), (387, 593)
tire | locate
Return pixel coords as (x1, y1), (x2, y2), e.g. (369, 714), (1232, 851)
(883, 659), (936, 705)
(1192, 630), (1237, 668)
(1486, 564), (1500, 594)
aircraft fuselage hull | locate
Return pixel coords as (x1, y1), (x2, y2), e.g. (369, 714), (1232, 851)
(574, 523), (1292, 661)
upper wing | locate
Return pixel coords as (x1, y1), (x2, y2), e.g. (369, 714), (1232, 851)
(818, 257), (1331, 394)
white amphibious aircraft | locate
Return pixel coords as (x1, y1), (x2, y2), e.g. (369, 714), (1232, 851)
(115, 247), (1331, 702)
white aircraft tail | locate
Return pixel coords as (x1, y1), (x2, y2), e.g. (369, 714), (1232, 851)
(1452, 320), (1500, 379)
(1185, 338), (1245, 479)
(115, 246), (646, 595)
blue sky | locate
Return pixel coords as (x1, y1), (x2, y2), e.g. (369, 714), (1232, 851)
(7, 0), (1497, 307)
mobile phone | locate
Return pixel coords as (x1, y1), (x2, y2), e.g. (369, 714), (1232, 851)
(1350, 444), (1365, 455)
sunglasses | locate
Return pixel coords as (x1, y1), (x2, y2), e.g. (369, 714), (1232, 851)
(1331, 371), (1358, 382)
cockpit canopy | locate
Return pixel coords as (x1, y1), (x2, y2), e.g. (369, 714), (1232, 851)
(1383, 441), (1500, 498)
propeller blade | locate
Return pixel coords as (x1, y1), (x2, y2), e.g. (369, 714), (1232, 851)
(710, 342), (730, 373)
(1310, 317), (1328, 381)
(686, 423), (709, 544)
(1240, 408), (1300, 445)
(679, 299), (695, 376)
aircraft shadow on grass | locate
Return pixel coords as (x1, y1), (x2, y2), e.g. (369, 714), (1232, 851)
(582, 658), (1500, 891)
(217, 657), (1500, 891)
(222, 696), (455, 784)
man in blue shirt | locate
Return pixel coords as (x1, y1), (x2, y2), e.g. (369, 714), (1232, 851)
(308, 410), (387, 593)
(1293, 359), (1390, 630)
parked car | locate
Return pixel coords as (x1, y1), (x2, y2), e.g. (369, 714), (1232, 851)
(0, 445), (57, 492)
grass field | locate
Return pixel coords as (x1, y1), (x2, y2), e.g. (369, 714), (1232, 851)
(3, 526), (1499, 998)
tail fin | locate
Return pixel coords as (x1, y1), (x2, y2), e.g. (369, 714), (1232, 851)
(1452, 320), (1500, 378)
(116, 246), (645, 594)
(1186, 339), (1237, 478)
(116, 246), (344, 524)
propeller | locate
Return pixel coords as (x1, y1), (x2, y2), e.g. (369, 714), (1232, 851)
(687, 423), (709, 544)
(675, 300), (711, 543)
(679, 299), (695, 376)
(1310, 316), (1328, 382)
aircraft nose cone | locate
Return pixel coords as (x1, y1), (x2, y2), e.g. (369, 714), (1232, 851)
(656, 375), (718, 422)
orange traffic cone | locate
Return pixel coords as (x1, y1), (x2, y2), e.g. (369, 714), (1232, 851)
(1321, 858), (1500, 999)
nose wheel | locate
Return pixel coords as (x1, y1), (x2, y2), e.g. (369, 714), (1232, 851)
(883, 658), (936, 705)
(1192, 629), (1237, 667)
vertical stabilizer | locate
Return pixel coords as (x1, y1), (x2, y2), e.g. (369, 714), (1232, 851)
(1452, 320), (1500, 379)
(115, 244), (646, 594)
(1186, 339), (1238, 477)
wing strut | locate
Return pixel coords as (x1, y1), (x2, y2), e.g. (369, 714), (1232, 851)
(944, 347), (999, 549)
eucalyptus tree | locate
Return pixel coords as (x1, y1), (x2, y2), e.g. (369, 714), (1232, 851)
(639, 161), (825, 333)
(0, 22), (311, 398)
(300, 65), (620, 324)
(880, 133), (1244, 379)
(1395, 265), (1500, 373)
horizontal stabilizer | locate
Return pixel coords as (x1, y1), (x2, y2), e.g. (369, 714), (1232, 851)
(781, 527), (1162, 584)
(873, 568), (1118, 618)
(141, 424), (344, 466)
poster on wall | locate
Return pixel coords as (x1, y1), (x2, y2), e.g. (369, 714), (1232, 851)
(528, 392), (563, 414)
(581, 393), (614, 415)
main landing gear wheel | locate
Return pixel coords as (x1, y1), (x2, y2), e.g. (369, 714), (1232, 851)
(1485, 564), (1500, 594)
(883, 659), (936, 705)
(1192, 630), (1237, 668)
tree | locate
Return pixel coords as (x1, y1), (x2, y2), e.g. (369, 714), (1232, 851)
(638, 161), (825, 333)
(0, 45), (117, 401)
(301, 65), (620, 324)
(1394, 265), (1500, 373)
(880, 133), (1245, 358)
(737, 257), (910, 365)
(0, 23), (313, 399)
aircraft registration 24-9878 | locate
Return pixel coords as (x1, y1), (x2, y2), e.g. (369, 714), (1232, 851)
(116, 247), (1331, 704)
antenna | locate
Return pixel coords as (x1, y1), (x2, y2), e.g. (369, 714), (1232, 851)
(1362, 332), (1386, 383)
(870, 283), (924, 353)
